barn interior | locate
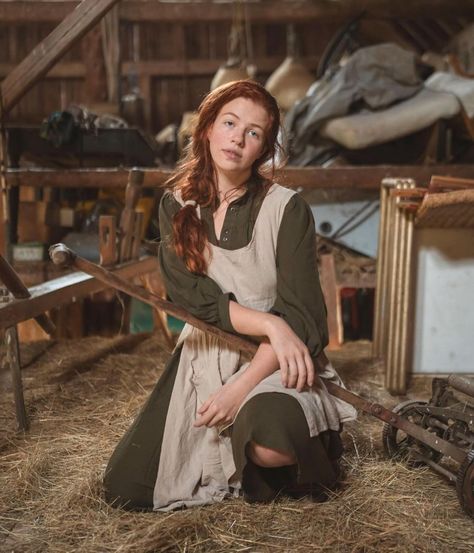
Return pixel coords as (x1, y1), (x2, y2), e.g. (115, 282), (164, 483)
(1, 1), (474, 551)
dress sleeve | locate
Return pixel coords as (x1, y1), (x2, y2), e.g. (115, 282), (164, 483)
(271, 194), (329, 358)
(158, 192), (235, 333)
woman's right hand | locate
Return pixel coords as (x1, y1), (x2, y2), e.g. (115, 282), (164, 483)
(264, 314), (315, 392)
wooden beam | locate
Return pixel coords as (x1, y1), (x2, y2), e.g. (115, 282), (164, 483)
(0, 255), (158, 329)
(0, 56), (320, 80)
(5, 165), (474, 190)
(123, 56), (320, 77)
(82, 26), (108, 103)
(277, 165), (474, 190)
(5, 167), (171, 189)
(0, 0), (121, 113)
(1, 1), (473, 23)
(5, 326), (29, 431)
(0, 62), (86, 80)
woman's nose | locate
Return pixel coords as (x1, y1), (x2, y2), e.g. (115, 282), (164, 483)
(231, 129), (244, 147)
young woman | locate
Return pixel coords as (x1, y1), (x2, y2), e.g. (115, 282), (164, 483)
(104, 80), (356, 511)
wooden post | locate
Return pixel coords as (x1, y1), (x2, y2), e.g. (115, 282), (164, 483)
(319, 253), (343, 350)
(82, 25), (108, 105)
(0, 93), (11, 260)
(131, 211), (144, 260)
(99, 215), (118, 267)
(5, 326), (29, 431)
(119, 169), (144, 262)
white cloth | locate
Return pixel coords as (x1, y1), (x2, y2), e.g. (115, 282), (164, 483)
(153, 183), (356, 511)
(320, 88), (460, 150)
(425, 71), (474, 118)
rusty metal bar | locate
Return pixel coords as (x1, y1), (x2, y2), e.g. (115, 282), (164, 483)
(323, 381), (465, 463)
(448, 375), (474, 398)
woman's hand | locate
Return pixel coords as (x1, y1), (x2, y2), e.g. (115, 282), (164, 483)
(264, 314), (315, 392)
(194, 379), (250, 429)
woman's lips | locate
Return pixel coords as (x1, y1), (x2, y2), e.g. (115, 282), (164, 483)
(222, 149), (242, 160)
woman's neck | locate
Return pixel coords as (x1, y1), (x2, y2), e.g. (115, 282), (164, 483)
(215, 168), (250, 195)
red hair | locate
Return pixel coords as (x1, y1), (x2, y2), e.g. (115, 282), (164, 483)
(167, 80), (282, 274)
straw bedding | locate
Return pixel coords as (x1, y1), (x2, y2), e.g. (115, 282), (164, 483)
(1, 335), (472, 552)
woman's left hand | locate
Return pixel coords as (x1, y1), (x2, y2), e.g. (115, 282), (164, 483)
(194, 380), (249, 429)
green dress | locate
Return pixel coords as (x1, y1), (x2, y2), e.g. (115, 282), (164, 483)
(104, 182), (344, 510)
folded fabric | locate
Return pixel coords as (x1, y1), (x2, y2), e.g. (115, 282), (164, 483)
(320, 88), (460, 150)
(285, 43), (423, 164)
(425, 71), (474, 118)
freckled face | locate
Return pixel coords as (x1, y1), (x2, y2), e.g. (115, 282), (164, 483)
(207, 97), (271, 181)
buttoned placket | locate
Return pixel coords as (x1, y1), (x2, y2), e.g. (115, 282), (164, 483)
(218, 203), (239, 245)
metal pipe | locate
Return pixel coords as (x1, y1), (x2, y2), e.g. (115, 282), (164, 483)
(410, 452), (457, 482)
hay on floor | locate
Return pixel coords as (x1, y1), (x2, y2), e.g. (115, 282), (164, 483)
(1, 336), (472, 553)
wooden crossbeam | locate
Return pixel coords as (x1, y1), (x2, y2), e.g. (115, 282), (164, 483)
(0, 0), (121, 113)
(5, 165), (474, 191)
(1, 1), (474, 23)
(0, 255), (158, 329)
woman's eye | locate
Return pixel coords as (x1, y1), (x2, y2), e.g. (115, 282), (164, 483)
(224, 120), (234, 127)
(248, 129), (260, 139)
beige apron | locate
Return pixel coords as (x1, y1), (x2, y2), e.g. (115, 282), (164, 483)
(153, 183), (356, 511)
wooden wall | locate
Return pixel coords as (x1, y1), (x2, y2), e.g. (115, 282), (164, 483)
(0, 7), (470, 134)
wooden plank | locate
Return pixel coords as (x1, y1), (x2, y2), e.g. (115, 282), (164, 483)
(131, 212), (144, 260)
(124, 56), (320, 77)
(319, 254), (342, 350)
(277, 165), (474, 190)
(2, 2), (474, 23)
(0, 255), (158, 329)
(82, 26), (107, 103)
(0, 62), (86, 79)
(99, 215), (118, 267)
(0, 56), (320, 80)
(5, 326), (29, 431)
(0, 253), (56, 335)
(119, 169), (144, 262)
(1, 0), (121, 113)
(6, 165), (474, 191)
(429, 174), (474, 191)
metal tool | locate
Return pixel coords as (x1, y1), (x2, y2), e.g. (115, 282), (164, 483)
(383, 374), (474, 517)
(49, 243), (474, 518)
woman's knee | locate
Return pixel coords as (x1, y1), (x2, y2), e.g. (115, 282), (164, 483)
(246, 440), (296, 468)
(103, 462), (153, 511)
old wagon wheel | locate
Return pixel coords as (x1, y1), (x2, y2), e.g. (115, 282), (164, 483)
(456, 449), (474, 518)
(382, 400), (443, 466)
